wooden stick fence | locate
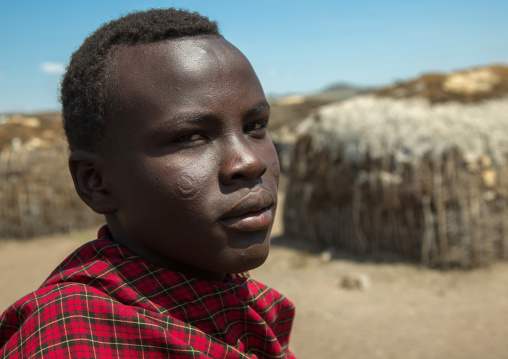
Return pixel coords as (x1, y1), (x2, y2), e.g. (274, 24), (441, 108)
(0, 144), (103, 238)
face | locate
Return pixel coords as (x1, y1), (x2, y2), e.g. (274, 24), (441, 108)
(102, 37), (279, 281)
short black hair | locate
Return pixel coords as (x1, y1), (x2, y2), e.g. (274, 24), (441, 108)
(61, 8), (221, 152)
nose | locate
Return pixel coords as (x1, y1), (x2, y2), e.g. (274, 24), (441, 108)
(219, 137), (267, 186)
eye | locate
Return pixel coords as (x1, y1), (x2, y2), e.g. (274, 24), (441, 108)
(173, 133), (206, 143)
(244, 121), (267, 134)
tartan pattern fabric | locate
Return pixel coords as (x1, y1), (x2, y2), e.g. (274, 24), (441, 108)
(0, 226), (295, 358)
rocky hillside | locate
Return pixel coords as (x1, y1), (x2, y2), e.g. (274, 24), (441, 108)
(375, 64), (508, 103)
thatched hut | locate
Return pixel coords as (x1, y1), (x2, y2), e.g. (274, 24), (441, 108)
(284, 95), (508, 268)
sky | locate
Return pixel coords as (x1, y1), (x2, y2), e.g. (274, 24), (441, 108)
(1, 0), (507, 113)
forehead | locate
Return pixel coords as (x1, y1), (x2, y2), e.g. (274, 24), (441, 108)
(109, 36), (258, 107)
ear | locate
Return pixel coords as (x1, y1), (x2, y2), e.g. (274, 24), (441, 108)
(68, 150), (118, 214)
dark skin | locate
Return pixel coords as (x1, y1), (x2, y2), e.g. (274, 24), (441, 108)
(69, 36), (280, 282)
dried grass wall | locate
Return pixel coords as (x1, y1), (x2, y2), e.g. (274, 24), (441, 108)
(284, 96), (508, 268)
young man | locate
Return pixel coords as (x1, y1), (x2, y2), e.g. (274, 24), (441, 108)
(0, 8), (295, 358)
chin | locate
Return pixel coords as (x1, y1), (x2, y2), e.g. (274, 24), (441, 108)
(225, 242), (270, 274)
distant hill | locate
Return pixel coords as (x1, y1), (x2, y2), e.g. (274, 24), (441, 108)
(375, 63), (508, 103)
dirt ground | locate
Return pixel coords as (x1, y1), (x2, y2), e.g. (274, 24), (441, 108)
(1, 192), (508, 359)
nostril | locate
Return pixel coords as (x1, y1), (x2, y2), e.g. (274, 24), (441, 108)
(220, 143), (269, 185)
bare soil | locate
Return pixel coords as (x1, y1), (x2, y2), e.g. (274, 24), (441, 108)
(1, 192), (508, 359)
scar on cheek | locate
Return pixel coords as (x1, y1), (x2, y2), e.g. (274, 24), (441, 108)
(173, 173), (201, 200)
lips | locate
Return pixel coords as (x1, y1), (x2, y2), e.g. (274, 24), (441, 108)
(219, 190), (275, 232)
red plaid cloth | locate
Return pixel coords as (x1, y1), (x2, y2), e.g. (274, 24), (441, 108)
(0, 226), (295, 358)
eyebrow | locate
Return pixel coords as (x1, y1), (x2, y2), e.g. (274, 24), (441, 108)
(243, 102), (271, 118)
(163, 101), (271, 128)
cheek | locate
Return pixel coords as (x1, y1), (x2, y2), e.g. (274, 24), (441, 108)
(172, 172), (204, 200)
(266, 145), (281, 184)
(170, 161), (216, 205)
(269, 156), (280, 181)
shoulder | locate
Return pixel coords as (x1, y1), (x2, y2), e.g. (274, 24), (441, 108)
(0, 282), (160, 358)
(0, 235), (148, 358)
(1, 282), (122, 331)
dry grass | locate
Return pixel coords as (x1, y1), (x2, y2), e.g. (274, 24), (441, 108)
(284, 96), (508, 268)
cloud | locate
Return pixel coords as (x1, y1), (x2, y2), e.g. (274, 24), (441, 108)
(40, 62), (65, 75)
